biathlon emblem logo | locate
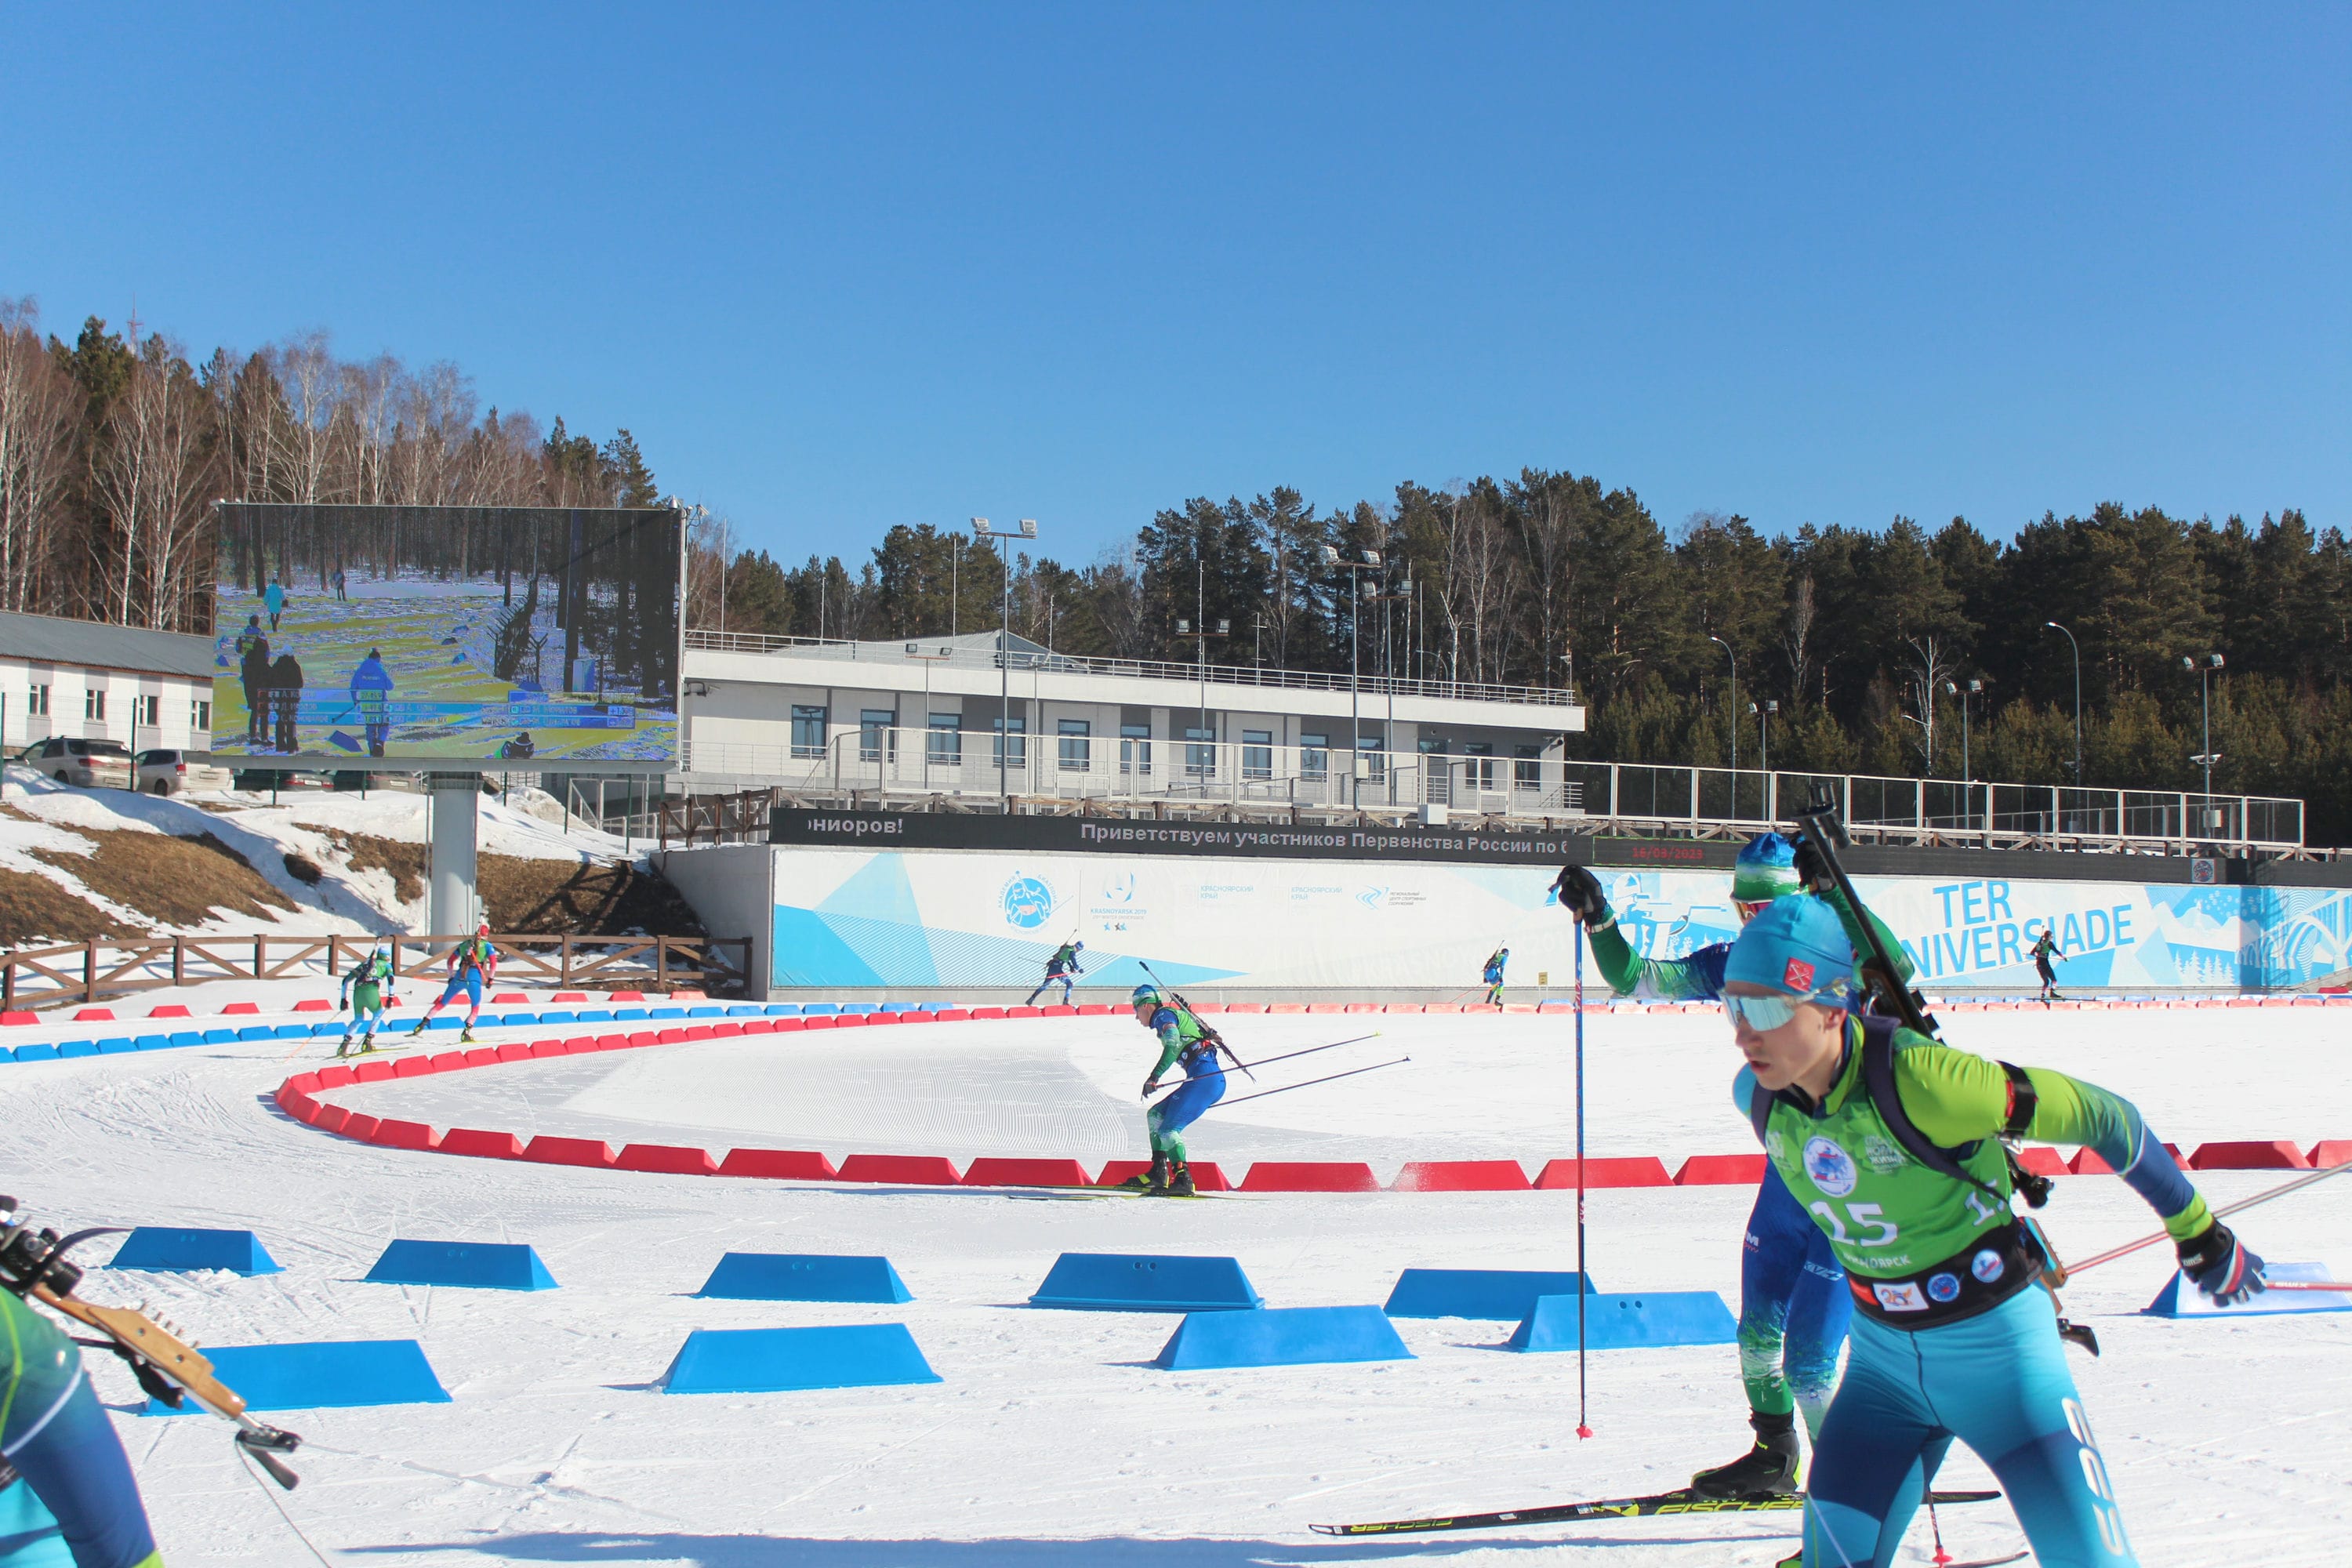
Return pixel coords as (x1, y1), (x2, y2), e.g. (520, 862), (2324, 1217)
(1972, 1247), (2006, 1284)
(1802, 1136), (1858, 1196)
(1783, 958), (1816, 992)
(1000, 875), (1055, 930)
(1926, 1272), (1962, 1304)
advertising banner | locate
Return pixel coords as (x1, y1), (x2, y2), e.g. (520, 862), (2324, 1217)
(209, 504), (681, 770)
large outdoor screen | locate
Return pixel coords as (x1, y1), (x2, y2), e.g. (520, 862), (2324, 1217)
(208, 504), (682, 771)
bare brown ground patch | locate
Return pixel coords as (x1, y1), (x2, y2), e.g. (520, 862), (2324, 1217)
(296, 826), (426, 904)
(478, 855), (706, 938)
(27, 830), (296, 931)
(0, 865), (140, 945)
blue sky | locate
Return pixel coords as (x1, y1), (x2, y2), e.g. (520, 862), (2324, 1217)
(6, 5), (2345, 565)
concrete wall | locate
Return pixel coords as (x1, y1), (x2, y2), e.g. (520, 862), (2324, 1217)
(655, 844), (775, 999)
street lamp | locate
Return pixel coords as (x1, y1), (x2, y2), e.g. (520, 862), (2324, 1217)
(1750, 699), (1778, 777)
(2182, 652), (2225, 822)
(1321, 544), (1384, 807)
(971, 517), (1037, 809)
(2044, 622), (2082, 787)
(906, 642), (953, 791)
(1369, 574), (1414, 804)
(1173, 615), (1229, 784)
(1944, 677), (1986, 837)
(1708, 634), (1737, 775)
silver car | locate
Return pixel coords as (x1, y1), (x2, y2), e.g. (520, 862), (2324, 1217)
(23, 737), (134, 789)
(136, 748), (234, 795)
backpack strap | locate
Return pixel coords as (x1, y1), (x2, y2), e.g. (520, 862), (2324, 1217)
(1859, 1017), (2008, 1203)
(1747, 1078), (1775, 1147)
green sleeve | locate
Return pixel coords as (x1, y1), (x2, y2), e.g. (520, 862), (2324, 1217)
(1584, 917), (1646, 993)
(1149, 1019), (1185, 1080)
(1892, 1039), (2212, 1240)
(1820, 885), (1914, 984)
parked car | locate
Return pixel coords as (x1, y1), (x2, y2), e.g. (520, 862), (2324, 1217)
(136, 748), (234, 796)
(231, 768), (333, 793)
(24, 737), (134, 789)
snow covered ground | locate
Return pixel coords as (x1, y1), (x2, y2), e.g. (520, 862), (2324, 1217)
(12, 1007), (2350, 1566)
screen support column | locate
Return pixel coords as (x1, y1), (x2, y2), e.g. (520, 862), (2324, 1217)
(427, 773), (481, 946)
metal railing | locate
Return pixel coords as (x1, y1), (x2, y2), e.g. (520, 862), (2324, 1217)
(669, 726), (2304, 851)
(684, 629), (1577, 710)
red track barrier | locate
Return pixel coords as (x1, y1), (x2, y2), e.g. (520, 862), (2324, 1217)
(1240, 1160), (1379, 1192)
(717, 1148), (839, 1180)
(962, 1157), (1095, 1188)
(1534, 1156), (1674, 1189)
(1391, 1160), (1530, 1192)
(1674, 1154), (1767, 1185)
(838, 1153), (963, 1185)
(615, 1144), (720, 1175)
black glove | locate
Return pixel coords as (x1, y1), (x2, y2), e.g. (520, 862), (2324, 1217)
(1792, 836), (1831, 891)
(1553, 864), (1610, 925)
(2176, 1221), (2267, 1307)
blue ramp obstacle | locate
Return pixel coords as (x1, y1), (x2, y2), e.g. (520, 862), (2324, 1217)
(1383, 1268), (1594, 1319)
(363, 1240), (557, 1291)
(695, 1253), (913, 1304)
(2147, 1261), (2352, 1318)
(1031, 1253), (1262, 1312)
(1154, 1305), (1411, 1370)
(146, 1340), (450, 1413)
(1506, 1291), (1739, 1352)
(109, 1228), (281, 1276)
(660, 1324), (942, 1394)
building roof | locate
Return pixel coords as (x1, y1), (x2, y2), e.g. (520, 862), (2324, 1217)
(0, 611), (218, 681)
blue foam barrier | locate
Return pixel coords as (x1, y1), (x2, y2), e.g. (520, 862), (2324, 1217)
(576, 1008), (612, 1022)
(648, 1006), (685, 1018)
(839, 1003), (877, 1014)
(726, 1004), (760, 1016)
(135, 1034), (173, 1050)
(1506, 1290), (1739, 1351)
(1155, 1305), (1411, 1370)
(202, 1028), (236, 1044)
(492, 1011), (533, 1025)
(880, 1002), (918, 1012)
(426, 1016), (462, 1030)
(2146, 1261), (2352, 1318)
(688, 1005), (723, 1017)
(1384, 1268), (1597, 1319)
(234, 1026), (270, 1041)
(363, 1240), (557, 1290)
(110, 1227), (281, 1276)
(695, 1252), (913, 1303)
(764, 1004), (803, 1015)
(145, 1339), (449, 1413)
(96, 1036), (134, 1054)
(310, 1022), (342, 1036)
(800, 1002), (840, 1015)
(56, 1040), (96, 1058)
(660, 1323), (942, 1394)
(1030, 1253), (1263, 1312)
(271, 1024), (308, 1039)
(169, 1030), (205, 1047)
(13, 1045), (56, 1062)
(539, 1011), (575, 1024)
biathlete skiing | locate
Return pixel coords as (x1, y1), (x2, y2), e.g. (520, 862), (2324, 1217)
(2031, 927), (2064, 1001)
(1123, 982), (1236, 1196)
(410, 922), (497, 1043)
(0, 1288), (165, 1567)
(1481, 946), (1508, 1005)
(1554, 832), (1911, 1499)
(1721, 894), (2267, 1567)
(337, 940), (397, 1055)
(1025, 939), (1083, 1007)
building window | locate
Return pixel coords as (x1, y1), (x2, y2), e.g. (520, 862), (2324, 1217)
(83, 688), (106, 722)
(191, 698), (212, 732)
(1184, 724), (1215, 779)
(1463, 740), (1497, 792)
(927, 713), (961, 765)
(992, 714), (1027, 771)
(790, 704), (827, 758)
(1515, 745), (1542, 788)
(138, 694), (160, 728)
(1357, 729), (1385, 779)
(1242, 729), (1272, 780)
(1300, 731), (1328, 781)
(858, 709), (894, 763)
(1058, 718), (1091, 772)
(27, 684), (48, 717)
(1120, 722), (1151, 775)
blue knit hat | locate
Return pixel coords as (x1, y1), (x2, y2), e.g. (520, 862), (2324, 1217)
(1724, 894), (1856, 1004)
(1731, 833), (1804, 904)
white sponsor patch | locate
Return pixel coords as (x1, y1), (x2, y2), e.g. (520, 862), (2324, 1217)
(1803, 1136), (1859, 1198)
(1871, 1279), (1929, 1312)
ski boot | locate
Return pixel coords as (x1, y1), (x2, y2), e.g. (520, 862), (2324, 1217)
(1690, 1410), (1800, 1500)
(333, 1038), (352, 1059)
(1156, 1160), (1196, 1198)
(1116, 1156), (1167, 1192)
(460, 1026), (476, 1044)
(407, 1018), (428, 1038)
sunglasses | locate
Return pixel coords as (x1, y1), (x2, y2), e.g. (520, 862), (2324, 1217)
(1722, 993), (1803, 1031)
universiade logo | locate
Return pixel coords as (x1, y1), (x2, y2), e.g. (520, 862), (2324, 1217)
(1001, 875), (1056, 929)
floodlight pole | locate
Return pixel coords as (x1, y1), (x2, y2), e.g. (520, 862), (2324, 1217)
(2184, 652), (2224, 824)
(1322, 546), (1384, 808)
(2045, 621), (2082, 786)
(973, 517), (1036, 811)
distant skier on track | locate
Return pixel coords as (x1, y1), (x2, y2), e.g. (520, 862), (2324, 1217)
(1025, 939), (1083, 1007)
(1555, 833), (1911, 1501)
(337, 940), (397, 1054)
(2031, 927), (2063, 1001)
(1124, 982), (1226, 1196)
(1481, 946), (1508, 1006)
(1720, 895), (2267, 1567)
(412, 922), (498, 1043)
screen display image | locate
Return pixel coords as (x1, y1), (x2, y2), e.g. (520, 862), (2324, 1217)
(209, 505), (682, 770)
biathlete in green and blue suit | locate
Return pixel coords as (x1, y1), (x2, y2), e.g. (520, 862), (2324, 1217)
(1122, 983), (1229, 1197)
(0, 1289), (163, 1566)
(1722, 895), (2267, 1568)
(336, 941), (396, 1056)
(1555, 833), (1913, 1497)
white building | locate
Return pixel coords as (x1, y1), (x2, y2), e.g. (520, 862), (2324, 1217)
(679, 630), (1587, 815)
(0, 611), (217, 755)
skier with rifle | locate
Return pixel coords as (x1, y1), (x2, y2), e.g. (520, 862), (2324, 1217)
(1554, 832), (1913, 1501)
(1720, 892), (2265, 1567)
(337, 940), (397, 1055)
(2031, 926), (2064, 1001)
(1123, 982), (1235, 1196)
(1025, 939), (1083, 1007)
(411, 921), (498, 1044)
(1480, 946), (1508, 1006)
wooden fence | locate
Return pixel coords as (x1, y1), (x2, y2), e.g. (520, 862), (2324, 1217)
(0, 933), (750, 1012)
(658, 788), (779, 849)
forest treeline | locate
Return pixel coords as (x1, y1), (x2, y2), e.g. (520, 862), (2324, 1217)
(0, 300), (659, 635)
(697, 480), (2352, 845)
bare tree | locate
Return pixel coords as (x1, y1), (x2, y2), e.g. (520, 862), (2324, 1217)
(93, 343), (219, 629)
(1902, 631), (1956, 775)
(1784, 573), (1818, 709)
(0, 301), (78, 613)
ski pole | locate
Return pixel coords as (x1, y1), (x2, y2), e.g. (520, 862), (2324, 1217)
(1573, 917), (1591, 1439)
(1145, 1034), (1380, 1094)
(1205, 1058), (1409, 1109)
(2060, 1160), (2352, 1276)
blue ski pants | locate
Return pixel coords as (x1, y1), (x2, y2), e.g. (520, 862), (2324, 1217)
(1146, 1073), (1225, 1158)
(433, 970), (483, 1017)
(1804, 1285), (2136, 1568)
(1743, 1165), (1851, 1435)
